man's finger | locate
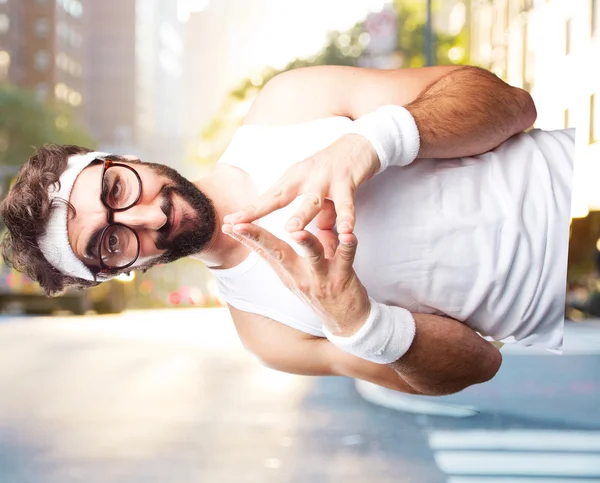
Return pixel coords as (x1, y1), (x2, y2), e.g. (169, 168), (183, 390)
(333, 232), (358, 274)
(224, 179), (299, 224)
(331, 186), (355, 234)
(315, 199), (337, 230)
(286, 190), (326, 232)
(292, 230), (327, 276)
(224, 223), (300, 276)
(316, 229), (338, 259)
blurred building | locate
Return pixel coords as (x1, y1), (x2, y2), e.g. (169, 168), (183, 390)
(0, 0), (85, 116)
(136, 0), (185, 172)
(84, 0), (187, 166)
(83, 0), (137, 153)
(183, 4), (234, 165)
(470, 0), (600, 213)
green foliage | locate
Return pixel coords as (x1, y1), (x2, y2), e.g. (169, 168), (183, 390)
(222, 3), (468, 105)
(0, 85), (95, 167)
(393, 0), (468, 67)
(196, 2), (468, 164)
(226, 22), (366, 102)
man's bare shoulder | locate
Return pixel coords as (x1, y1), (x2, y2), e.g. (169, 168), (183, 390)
(242, 64), (463, 126)
(242, 66), (350, 126)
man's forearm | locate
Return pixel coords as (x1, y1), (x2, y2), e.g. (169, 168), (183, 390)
(406, 66), (537, 159)
(388, 312), (503, 396)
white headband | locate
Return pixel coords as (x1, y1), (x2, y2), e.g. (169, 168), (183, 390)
(37, 151), (110, 282)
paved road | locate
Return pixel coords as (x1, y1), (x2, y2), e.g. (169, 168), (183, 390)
(0, 310), (598, 483)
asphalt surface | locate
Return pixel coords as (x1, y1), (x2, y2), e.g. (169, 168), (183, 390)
(0, 309), (598, 483)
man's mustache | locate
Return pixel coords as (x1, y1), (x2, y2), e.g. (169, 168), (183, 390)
(156, 187), (175, 249)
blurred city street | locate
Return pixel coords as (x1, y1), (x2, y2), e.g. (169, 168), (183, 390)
(0, 309), (599, 483)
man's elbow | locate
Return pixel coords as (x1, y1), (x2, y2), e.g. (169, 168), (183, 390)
(418, 347), (503, 396)
(513, 87), (538, 132)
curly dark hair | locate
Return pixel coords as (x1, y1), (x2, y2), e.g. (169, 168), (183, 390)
(0, 144), (101, 295)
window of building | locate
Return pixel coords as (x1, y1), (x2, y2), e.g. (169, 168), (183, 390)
(522, 21), (528, 88)
(521, 0), (533, 11)
(565, 18), (572, 55)
(34, 50), (50, 71)
(54, 82), (68, 100)
(0, 50), (9, 81)
(35, 18), (50, 38)
(592, 0), (598, 37)
(591, 94), (599, 144)
(68, 91), (81, 106)
(69, 0), (83, 18)
(0, 13), (9, 35)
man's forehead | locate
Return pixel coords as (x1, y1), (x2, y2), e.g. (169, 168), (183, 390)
(67, 164), (105, 257)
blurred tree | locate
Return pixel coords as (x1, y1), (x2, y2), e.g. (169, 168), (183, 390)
(194, 24), (366, 166)
(0, 85), (95, 168)
(194, 1), (468, 166)
(392, 0), (469, 67)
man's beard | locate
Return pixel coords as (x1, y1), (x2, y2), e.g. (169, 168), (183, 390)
(136, 161), (216, 270)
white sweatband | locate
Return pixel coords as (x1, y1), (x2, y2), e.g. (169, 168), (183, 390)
(322, 297), (416, 364)
(346, 105), (420, 175)
(37, 151), (110, 282)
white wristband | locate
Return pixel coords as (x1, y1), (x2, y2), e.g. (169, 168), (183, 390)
(346, 105), (421, 175)
(322, 297), (416, 364)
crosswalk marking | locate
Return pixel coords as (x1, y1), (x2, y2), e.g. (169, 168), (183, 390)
(447, 478), (600, 483)
(429, 430), (600, 451)
(434, 452), (600, 477)
(429, 430), (600, 482)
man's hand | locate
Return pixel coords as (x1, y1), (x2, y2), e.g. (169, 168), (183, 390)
(223, 134), (379, 235)
(222, 220), (503, 395)
(221, 221), (371, 335)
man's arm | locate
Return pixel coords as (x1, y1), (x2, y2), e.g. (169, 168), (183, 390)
(229, 305), (502, 397)
(244, 65), (537, 159)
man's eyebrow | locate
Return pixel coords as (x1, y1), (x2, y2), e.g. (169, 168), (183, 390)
(85, 229), (103, 260)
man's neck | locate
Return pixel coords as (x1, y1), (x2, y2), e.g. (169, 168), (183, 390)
(189, 165), (255, 270)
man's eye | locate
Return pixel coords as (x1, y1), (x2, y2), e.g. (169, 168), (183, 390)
(111, 179), (122, 201)
(107, 233), (120, 253)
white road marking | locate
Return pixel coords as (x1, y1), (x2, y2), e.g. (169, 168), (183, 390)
(434, 451), (600, 477)
(429, 430), (600, 482)
(447, 478), (600, 483)
(429, 430), (600, 451)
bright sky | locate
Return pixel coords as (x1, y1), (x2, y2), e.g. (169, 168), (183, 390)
(179, 0), (391, 75)
(236, 0), (390, 69)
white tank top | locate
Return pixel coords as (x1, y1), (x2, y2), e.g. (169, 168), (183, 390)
(208, 117), (574, 351)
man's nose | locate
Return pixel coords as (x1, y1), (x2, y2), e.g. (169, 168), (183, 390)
(112, 204), (168, 231)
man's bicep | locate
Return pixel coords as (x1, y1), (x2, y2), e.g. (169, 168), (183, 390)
(228, 304), (418, 394)
(228, 304), (335, 376)
(243, 65), (463, 126)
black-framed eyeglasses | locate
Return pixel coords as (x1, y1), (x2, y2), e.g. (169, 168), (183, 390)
(94, 158), (143, 278)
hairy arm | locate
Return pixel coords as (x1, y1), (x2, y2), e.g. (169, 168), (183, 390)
(245, 65), (536, 160)
(230, 305), (502, 397)
(385, 312), (503, 396)
(405, 66), (537, 158)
